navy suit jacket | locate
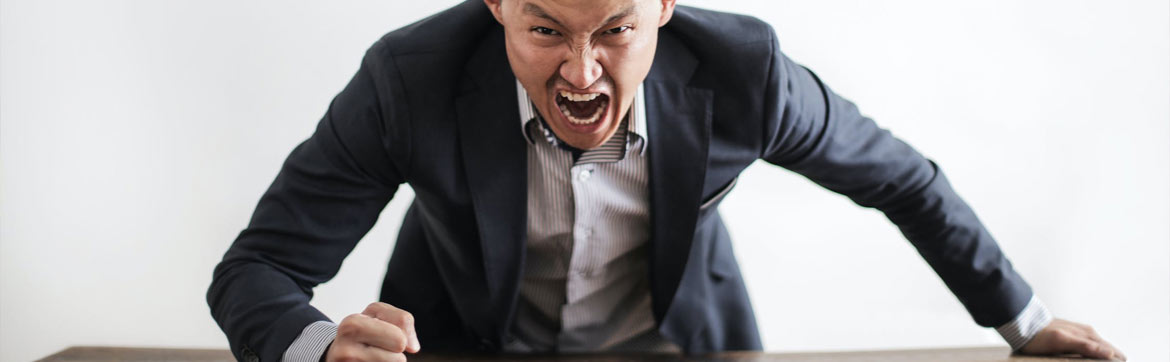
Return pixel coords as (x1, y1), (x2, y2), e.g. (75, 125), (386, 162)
(208, 2), (1034, 361)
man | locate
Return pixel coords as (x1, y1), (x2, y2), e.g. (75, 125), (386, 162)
(207, 0), (1127, 361)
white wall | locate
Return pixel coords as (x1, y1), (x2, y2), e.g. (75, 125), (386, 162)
(1, 1), (1165, 361)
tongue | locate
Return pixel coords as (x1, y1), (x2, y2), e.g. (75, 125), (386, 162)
(566, 98), (603, 118)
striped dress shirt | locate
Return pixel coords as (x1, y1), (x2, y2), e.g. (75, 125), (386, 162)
(503, 81), (678, 352)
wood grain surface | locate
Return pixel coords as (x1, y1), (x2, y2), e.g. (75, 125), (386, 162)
(38, 346), (1105, 361)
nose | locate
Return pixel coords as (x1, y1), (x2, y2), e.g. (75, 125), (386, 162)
(559, 48), (603, 90)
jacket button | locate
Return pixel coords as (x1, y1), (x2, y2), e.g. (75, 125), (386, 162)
(242, 345), (260, 362)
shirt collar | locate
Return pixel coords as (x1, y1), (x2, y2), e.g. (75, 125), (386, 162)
(516, 79), (648, 145)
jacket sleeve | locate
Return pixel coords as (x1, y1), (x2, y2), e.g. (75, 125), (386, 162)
(758, 27), (1033, 328)
(206, 42), (408, 362)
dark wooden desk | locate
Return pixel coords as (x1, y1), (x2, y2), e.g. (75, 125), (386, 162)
(38, 346), (1104, 361)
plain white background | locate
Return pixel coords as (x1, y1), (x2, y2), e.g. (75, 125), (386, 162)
(2, 0), (1166, 361)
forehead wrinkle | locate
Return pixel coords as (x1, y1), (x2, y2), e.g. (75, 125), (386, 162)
(522, 2), (565, 29)
(602, 4), (638, 26)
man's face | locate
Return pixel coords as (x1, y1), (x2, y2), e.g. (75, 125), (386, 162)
(486, 0), (675, 150)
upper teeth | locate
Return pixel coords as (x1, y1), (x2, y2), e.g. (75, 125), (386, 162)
(560, 91), (600, 102)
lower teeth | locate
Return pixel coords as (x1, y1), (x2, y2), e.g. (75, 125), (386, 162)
(559, 101), (605, 125)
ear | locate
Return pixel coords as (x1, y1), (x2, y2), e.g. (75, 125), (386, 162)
(484, 0), (505, 25)
(657, 0), (676, 27)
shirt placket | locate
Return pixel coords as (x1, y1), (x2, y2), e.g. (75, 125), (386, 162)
(565, 161), (596, 305)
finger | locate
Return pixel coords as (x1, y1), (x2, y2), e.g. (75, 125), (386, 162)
(338, 314), (410, 353)
(359, 345), (406, 362)
(1088, 337), (1122, 360)
(1095, 340), (1126, 361)
(1083, 329), (1126, 361)
(328, 339), (398, 362)
(363, 302), (421, 353)
(384, 351), (407, 362)
(1064, 337), (1113, 360)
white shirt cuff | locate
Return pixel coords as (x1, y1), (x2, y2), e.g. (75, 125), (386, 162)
(995, 296), (1053, 351)
(282, 320), (338, 362)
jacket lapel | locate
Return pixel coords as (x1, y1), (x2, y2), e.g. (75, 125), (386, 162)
(643, 32), (713, 325)
(453, 26), (527, 343)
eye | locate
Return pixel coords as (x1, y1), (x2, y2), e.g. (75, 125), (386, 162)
(531, 26), (560, 36)
(604, 25), (632, 34)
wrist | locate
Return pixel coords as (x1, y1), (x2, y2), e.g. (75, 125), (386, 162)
(995, 296), (1054, 350)
(320, 342), (333, 362)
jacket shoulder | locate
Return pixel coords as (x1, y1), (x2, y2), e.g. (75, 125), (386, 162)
(665, 6), (776, 55)
(364, 1), (497, 63)
(352, 0), (499, 117)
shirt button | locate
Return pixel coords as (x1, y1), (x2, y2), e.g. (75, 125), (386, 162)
(577, 169), (592, 182)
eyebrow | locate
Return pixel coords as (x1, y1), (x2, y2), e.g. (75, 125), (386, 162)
(522, 2), (638, 30)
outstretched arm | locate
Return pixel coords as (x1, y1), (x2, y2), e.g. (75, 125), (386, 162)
(758, 26), (1123, 360)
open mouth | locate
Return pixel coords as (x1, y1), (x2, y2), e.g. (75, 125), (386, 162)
(555, 90), (609, 126)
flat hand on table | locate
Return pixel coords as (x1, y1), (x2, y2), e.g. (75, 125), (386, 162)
(1018, 318), (1125, 361)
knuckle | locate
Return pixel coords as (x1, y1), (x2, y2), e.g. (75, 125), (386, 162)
(341, 313), (363, 324)
(389, 334), (408, 353)
(399, 312), (415, 326)
(334, 348), (360, 362)
(1077, 341), (1097, 352)
(364, 302), (384, 314)
(336, 324), (358, 339)
(337, 315), (365, 338)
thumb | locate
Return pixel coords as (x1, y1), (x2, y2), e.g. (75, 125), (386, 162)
(405, 321), (421, 353)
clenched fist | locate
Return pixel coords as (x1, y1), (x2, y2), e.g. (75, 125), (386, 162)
(326, 302), (421, 362)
